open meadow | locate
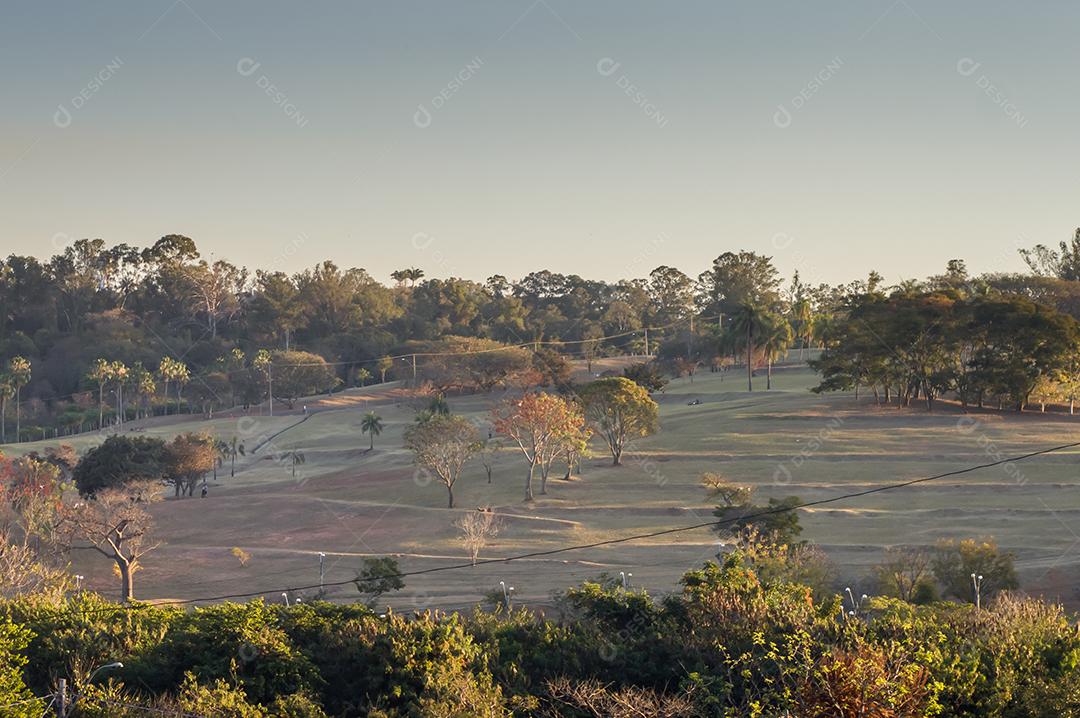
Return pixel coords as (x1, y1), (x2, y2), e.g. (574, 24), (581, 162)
(8, 356), (1080, 613)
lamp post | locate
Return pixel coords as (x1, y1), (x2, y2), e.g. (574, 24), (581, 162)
(971, 573), (983, 610)
(282, 592), (290, 607)
(75, 575), (84, 590)
(87, 662), (124, 683)
(620, 571), (633, 590)
(319, 552), (326, 591)
(499, 581), (514, 612)
(845, 587), (868, 617)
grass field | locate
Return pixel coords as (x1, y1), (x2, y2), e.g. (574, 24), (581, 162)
(7, 357), (1080, 611)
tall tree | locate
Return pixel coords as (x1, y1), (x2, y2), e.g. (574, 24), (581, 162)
(361, 411), (383, 451)
(7, 358), (30, 442)
(730, 303), (765, 392)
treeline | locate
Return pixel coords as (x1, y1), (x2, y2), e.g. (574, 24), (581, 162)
(6, 232), (1080, 437)
(0, 552), (1075, 717)
(812, 290), (1080, 412)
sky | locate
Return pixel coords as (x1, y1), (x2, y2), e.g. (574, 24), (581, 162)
(1, 1), (1076, 287)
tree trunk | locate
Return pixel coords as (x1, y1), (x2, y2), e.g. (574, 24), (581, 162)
(231, 455), (236, 477)
(0, 396), (5, 443)
(370, 433), (374, 451)
(118, 558), (134, 602)
(766, 358), (772, 390)
(14, 387), (20, 441)
(447, 483), (454, 508)
(525, 464), (535, 501)
(746, 325), (753, 392)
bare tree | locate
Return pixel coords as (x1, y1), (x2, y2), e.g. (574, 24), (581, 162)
(60, 482), (159, 602)
(456, 510), (500, 566)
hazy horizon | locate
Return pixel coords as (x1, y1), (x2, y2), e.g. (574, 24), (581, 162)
(3, 1), (1076, 286)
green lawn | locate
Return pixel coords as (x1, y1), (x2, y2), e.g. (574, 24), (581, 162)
(11, 360), (1080, 610)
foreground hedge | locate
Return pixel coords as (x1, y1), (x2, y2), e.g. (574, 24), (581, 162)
(2, 555), (1078, 717)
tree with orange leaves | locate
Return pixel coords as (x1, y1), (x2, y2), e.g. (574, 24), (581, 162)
(493, 392), (584, 501)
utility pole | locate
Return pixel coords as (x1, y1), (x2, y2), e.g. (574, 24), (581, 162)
(411, 354), (417, 381)
(56, 678), (67, 717)
(268, 363), (273, 417)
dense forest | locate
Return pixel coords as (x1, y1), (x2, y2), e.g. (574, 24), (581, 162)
(4, 231), (1080, 439)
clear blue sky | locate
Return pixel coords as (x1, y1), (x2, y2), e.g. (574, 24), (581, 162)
(1, 1), (1076, 286)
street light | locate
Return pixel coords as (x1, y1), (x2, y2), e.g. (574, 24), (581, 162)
(620, 571), (633, 590)
(281, 592), (290, 607)
(75, 575), (84, 590)
(87, 662), (124, 683)
(499, 581), (515, 612)
(319, 552), (326, 591)
(971, 573), (983, 609)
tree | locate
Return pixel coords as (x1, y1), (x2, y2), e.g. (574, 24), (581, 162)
(225, 436), (245, 477)
(158, 357), (190, 415)
(73, 435), (167, 497)
(164, 432), (218, 497)
(931, 537), (1018, 603)
(403, 415), (480, 508)
(269, 350), (337, 408)
(701, 472), (753, 508)
(0, 620), (44, 717)
(622, 362), (668, 393)
(1019, 228), (1080, 280)
(185, 259), (245, 338)
(87, 357), (111, 428)
(7, 357), (29, 442)
(110, 360), (129, 427)
(456, 510), (499, 566)
(731, 303), (764, 392)
(0, 376), (12, 444)
(577, 377), (659, 466)
(282, 450), (305, 478)
(760, 313), (793, 390)
(697, 250), (781, 317)
(377, 356), (394, 383)
(353, 556), (405, 607)
(875, 546), (934, 603)
(356, 367), (372, 387)
(478, 438), (499, 484)
(493, 392), (583, 501)
(60, 481), (159, 602)
(361, 411), (383, 451)
(710, 484), (803, 544)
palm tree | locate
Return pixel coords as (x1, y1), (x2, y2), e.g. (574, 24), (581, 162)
(284, 450), (305, 477)
(0, 375), (13, 443)
(8, 357), (30, 442)
(760, 314), (794, 390)
(89, 358), (111, 427)
(227, 436), (245, 477)
(110, 360), (129, 430)
(791, 298), (814, 359)
(730, 304), (763, 392)
(361, 411), (384, 451)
